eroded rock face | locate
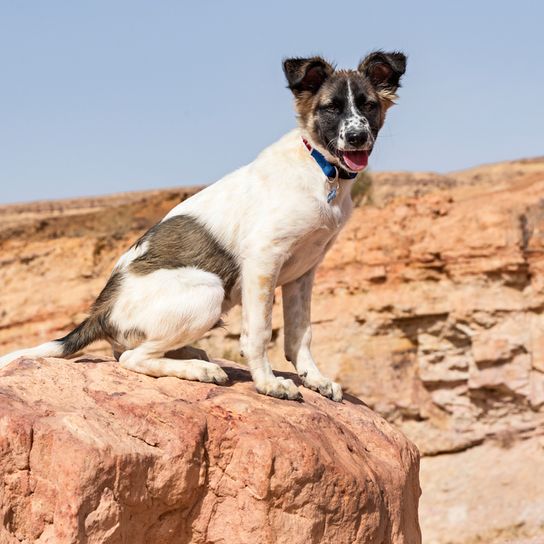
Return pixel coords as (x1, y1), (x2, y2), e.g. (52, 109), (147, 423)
(0, 357), (421, 544)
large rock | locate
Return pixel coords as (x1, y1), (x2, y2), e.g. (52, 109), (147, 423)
(0, 356), (421, 544)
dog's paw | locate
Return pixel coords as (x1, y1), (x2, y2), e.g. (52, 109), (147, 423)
(197, 363), (229, 385)
(302, 373), (343, 402)
(256, 376), (302, 401)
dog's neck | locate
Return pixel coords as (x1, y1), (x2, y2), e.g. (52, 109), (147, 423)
(301, 138), (358, 181)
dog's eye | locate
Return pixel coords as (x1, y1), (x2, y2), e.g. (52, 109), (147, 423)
(355, 96), (367, 110)
(323, 100), (343, 113)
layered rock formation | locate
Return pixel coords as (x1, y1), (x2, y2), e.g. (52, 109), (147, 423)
(1, 156), (543, 542)
(0, 357), (421, 543)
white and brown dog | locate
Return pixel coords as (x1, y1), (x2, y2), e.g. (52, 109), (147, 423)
(0, 51), (406, 401)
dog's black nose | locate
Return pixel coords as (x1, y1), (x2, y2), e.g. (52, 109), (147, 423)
(346, 131), (368, 147)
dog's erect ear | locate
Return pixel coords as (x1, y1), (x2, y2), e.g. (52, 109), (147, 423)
(358, 51), (407, 97)
(283, 57), (334, 95)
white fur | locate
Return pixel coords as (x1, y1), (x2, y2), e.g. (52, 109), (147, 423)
(109, 267), (224, 352)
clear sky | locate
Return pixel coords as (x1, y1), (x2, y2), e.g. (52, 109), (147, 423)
(1, 1), (543, 204)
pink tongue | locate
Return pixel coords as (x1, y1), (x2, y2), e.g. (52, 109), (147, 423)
(342, 150), (369, 171)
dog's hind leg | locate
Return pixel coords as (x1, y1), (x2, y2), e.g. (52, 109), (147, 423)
(119, 345), (228, 384)
(114, 345), (210, 362)
(110, 267), (228, 384)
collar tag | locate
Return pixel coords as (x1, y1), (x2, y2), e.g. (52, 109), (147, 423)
(326, 168), (340, 204)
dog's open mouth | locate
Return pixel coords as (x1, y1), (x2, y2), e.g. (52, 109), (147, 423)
(337, 150), (369, 172)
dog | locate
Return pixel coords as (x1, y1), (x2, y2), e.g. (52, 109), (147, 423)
(0, 51), (406, 401)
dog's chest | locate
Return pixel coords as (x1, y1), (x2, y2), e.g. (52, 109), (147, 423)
(277, 201), (348, 286)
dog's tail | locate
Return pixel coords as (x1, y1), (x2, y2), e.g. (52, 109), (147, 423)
(1, 272), (122, 370)
(0, 316), (104, 370)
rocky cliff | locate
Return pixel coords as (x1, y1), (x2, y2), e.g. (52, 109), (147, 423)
(1, 156), (543, 543)
(0, 357), (420, 543)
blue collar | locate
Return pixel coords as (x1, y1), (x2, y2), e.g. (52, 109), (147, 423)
(302, 138), (358, 181)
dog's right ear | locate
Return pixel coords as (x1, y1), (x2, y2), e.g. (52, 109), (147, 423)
(283, 57), (334, 95)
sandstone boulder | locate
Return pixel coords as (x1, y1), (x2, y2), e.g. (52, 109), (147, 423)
(0, 356), (421, 544)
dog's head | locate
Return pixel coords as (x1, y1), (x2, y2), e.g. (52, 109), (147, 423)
(283, 51), (406, 173)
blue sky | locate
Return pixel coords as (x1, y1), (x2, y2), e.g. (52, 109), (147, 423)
(1, 1), (543, 204)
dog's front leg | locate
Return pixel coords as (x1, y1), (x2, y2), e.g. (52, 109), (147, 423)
(282, 267), (343, 402)
(240, 257), (302, 401)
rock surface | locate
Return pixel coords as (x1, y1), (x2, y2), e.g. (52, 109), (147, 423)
(1, 156), (544, 543)
(0, 356), (421, 544)
(421, 438), (544, 544)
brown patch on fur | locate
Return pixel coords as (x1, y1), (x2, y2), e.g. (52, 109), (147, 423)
(257, 275), (275, 303)
(377, 89), (398, 111)
(293, 93), (318, 130)
(130, 215), (240, 297)
(257, 275), (276, 330)
(258, 275), (273, 290)
(123, 327), (147, 343)
(258, 276), (275, 302)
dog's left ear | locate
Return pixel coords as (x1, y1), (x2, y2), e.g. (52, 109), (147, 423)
(358, 51), (407, 97)
(283, 57), (334, 95)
